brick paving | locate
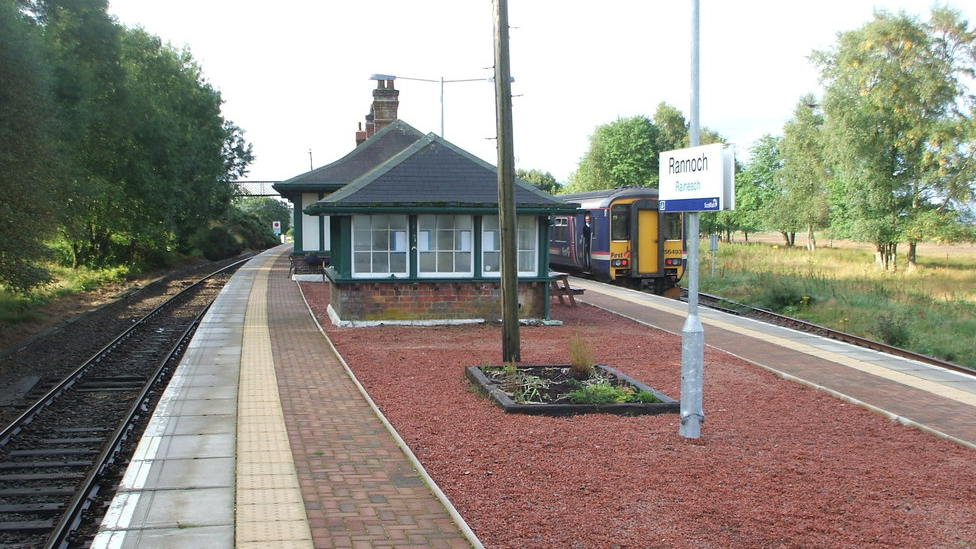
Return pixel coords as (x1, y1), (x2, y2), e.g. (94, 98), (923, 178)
(265, 255), (476, 549)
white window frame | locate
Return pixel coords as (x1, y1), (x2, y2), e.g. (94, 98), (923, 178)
(417, 214), (474, 278)
(351, 214), (409, 278)
(481, 215), (538, 277)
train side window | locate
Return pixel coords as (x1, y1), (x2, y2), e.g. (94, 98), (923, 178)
(552, 216), (569, 242)
(661, 212), (682, 240)
(610, 204), (630, 240)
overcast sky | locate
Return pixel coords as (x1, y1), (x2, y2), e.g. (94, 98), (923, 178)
(107, 1), (974, 184)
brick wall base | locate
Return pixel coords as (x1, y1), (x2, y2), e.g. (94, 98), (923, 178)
(329, 280), (547, 325)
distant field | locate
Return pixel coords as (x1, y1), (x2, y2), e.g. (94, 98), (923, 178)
(744, 232), (976, 259)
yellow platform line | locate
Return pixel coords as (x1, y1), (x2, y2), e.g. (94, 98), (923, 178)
(236, 256), (313, 549)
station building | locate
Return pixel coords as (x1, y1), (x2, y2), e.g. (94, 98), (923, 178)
(273, 79), (579, 325)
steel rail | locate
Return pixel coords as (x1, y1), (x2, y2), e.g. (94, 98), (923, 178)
(43, 302), (211, 549)
(690, 290), (976, 378)
(0, 256), (250, 548)
(0, 257), (250, 446)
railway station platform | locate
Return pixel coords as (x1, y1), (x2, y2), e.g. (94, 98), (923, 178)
(92, 245), (976, 548)
(93, 245), (480, 548)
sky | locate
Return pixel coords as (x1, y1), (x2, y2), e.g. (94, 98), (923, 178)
(106, 1), (974, 184)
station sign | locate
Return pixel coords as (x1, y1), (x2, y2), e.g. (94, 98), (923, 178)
(272, 220), (281, 235)
(659, 143), (735, 212)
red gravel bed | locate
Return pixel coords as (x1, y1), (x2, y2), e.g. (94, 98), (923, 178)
(300, 282), (976, 549)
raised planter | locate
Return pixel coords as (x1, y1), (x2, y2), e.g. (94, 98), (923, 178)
(466, 364), (679, 416)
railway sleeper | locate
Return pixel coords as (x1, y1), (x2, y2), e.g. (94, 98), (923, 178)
(0, 518), (55, 532)
(38, 437), (105, 445)
(0, 472), (84, 482)
(57, 427), (111, 433)
(9, 448), (98, 457)
(0, 461), (91, 471)
(0, 486), (75, 497)
(0, 503), (63, 515)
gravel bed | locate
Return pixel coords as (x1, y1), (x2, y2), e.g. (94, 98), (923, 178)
(301, 281), (976, 549)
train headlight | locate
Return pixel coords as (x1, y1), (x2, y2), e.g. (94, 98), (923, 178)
(612, 259), (629, 267)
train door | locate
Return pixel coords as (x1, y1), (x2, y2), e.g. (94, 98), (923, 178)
(633, 200), (660, 275)
(574, 214), (590, 270)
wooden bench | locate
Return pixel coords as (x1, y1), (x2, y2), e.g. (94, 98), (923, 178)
(550, 272), (585, 307)
(289, 254), (330, 281)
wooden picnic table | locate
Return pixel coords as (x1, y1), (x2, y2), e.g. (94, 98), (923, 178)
(550, 271), (585, 307)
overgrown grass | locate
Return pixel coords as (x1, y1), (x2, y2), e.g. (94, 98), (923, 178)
(0, 264), (132, 327)
(696, 238), (976, 369)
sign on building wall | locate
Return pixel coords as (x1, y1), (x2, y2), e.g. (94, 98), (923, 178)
(658, 143), (735, 212)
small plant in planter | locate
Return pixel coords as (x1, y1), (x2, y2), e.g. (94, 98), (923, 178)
(568, 323), (594, 379)
(466, 327), (677, 415)
(567, 382), (661, 404)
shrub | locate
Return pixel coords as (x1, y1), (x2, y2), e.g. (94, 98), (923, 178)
(873, 312), (911, 348)
(191, 226), (243, 261)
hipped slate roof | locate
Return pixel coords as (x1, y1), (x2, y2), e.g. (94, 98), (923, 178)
(272, 120), (426, 195)
(304, 133), (579, 215)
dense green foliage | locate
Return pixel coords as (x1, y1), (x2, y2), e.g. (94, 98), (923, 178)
(563, 103), (724, 193)
(236, 197), (292, 235)
(0, 0), (257, 293)
(0, 2), (62, 291)
(516, 168), (560, 194)
(813, 7), (976, 268)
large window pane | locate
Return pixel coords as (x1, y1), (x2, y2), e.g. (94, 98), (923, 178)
(481, 215), (536, 276)
(418, 215), (474, 277)
(352, 215), (409, 277)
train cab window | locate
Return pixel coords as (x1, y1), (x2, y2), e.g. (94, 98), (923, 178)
(610, 204), (630, 241)
(661, 212), (683, 240)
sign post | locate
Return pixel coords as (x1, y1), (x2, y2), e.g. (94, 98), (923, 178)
(659, 143), (734, 439)
(272, 221), (281, 236)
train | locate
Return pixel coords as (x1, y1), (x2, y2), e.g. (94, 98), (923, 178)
(549, 187), (685, 295)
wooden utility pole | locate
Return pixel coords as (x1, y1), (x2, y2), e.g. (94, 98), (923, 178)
(493, 0), (520, 363)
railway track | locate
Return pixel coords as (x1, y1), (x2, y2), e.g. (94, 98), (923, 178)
(687, 290), (976, 378)
(0, 258), (248, 549)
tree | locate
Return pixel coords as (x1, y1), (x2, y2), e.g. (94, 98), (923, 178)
(236, 197), (292, 235)
(516, 168), (560, 194)
(777, 96), (831, 250)
(31, 0), (131, 267)
(119, 28), (252, 260)
(813, 7), (976, 269)
(566, 105), (728, 194)
(653, 102), (725, 151)
(0, 2), (62, 291)
(734, 135), (788, 243)
(565, 115), (659, 192)
(653, 102), (689, 152)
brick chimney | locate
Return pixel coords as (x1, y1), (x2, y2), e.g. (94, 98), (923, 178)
(356, 79), (399, 146)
